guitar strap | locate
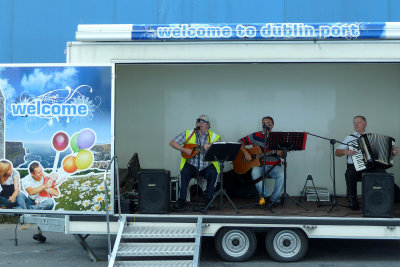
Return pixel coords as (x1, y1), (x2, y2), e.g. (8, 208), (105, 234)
(184, 129), (210, 145)
(184, 130), (197, 145)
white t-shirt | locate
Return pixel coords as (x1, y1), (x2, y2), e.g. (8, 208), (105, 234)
(337, 131), (365, 164)
(3, 170), (18, 185)
(21, 174), (44, 201)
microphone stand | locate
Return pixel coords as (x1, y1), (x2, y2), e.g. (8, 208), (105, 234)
(273, 142), (308, 211)
(237, 125), (273, 212)
(307, 132), (350, 213)
(193, 128), (202, 211)
(261, 126), (273, 211)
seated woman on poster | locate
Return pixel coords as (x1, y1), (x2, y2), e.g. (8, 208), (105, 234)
(0, 159), (27, 209)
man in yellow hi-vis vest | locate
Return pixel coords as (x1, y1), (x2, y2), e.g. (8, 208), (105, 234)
(169, 114), (221, 210)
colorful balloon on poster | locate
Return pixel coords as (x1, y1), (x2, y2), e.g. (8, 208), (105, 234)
(75, 149), (94, 170)
(70, 133), (81, 153)
(77, 129), (96, 150)
(62, 155), (77, 173)
(52, 131), (69, 152)
(52, 131), (70, 172)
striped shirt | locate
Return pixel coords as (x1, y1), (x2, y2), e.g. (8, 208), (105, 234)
(239, 131), (280, 165)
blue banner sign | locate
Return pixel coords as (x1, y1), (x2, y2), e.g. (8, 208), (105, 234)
(76, 22), (400, 41)
(140, 23), (365, 40)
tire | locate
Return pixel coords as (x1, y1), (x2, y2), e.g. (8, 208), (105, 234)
(215, 228), (257, 262)
(265, 228), (308, 262)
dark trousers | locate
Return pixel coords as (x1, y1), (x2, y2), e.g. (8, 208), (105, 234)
(179, 163), (218, 201)
(345, 164), (386, 200)
(345, 164), (363, 200)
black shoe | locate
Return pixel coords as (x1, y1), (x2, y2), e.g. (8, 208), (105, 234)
(267, 198), (280, 208)
(173, 199), (186, 210)
(348, 198), (360, 210)
(33, 233), (46, 243)
(270, 201), (280, 208)
(350, 204), (360, 210)
(351, 201), (360, 210)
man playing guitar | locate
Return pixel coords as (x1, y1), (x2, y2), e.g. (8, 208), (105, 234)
(238, 116), (284, 206)
(169, 114), (221, 210)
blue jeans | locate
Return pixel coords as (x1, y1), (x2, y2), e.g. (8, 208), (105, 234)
(0, 196), (16, 208)
(26, 197), (54, 210)
(0, 192), (28, 209)
(251, 165), (284, 202)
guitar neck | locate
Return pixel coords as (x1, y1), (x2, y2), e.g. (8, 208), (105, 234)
(254, 150), (277, 159)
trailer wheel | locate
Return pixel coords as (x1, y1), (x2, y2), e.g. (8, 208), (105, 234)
(215, 228), (257, 262)
(265, 228), (308, 262)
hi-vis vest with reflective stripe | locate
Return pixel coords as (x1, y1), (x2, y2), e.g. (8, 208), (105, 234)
(180, 129), (221, 173)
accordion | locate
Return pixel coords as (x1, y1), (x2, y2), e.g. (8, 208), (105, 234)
(349, 133), (395, 171)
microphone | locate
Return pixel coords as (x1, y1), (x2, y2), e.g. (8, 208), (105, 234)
(263, 123), (270, 131)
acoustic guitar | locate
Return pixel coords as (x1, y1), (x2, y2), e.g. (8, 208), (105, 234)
(181, 143), (200, 159)
(233, 145), (277, 174)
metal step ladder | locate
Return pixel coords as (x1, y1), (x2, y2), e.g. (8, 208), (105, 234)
(109, 216), (202, 267)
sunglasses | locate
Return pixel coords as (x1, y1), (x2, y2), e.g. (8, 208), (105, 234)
(197, 119), (207, 123)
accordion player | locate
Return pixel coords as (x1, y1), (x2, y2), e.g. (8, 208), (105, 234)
(349, 133), (396, 172)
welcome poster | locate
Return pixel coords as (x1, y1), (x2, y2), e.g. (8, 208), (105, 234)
(0, 65), (113, 214)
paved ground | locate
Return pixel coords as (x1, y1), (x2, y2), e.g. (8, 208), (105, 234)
(2, 223), (400, 266)
(0, 223), (108, 267)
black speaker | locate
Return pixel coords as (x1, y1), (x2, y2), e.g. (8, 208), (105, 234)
(138, 170), (170, 214)
(362, 173), (394, 218)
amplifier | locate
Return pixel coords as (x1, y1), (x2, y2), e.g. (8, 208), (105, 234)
(362, 173), (394, 218)
(138, 170), (170, 214)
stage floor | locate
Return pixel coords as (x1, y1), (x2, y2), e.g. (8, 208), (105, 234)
(170, 196), (400, 219)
